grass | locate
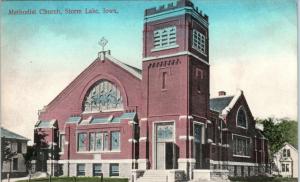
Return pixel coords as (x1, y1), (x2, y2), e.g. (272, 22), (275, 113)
(229, 176), (298, 182)
(17, 176), (128, 182)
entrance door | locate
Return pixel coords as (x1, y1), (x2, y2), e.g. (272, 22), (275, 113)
(156, 142), (166, 169)
(155, 122), (174, 169)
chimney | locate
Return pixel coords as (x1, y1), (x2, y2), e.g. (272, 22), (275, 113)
(218, 91), (226, 96)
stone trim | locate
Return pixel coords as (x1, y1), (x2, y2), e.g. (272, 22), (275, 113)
(140, 118), (148, 122)
(179, 135), (194, 141)
(139, 137), (147, 142)
(137, 159), (148, 163)
(179, 115), (194, 120)
(128, 138), (137, 143)
(210, 160), (260, 166)
(58, 159), (136, 164)
(178, 158), (196, 163)
(128, 120), (137, 125)
(143, 51), (209, 66)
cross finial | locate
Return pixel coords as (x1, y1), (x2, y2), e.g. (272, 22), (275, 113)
(98, 37), (108, 51)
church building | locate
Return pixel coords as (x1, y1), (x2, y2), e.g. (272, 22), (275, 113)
(33, 0), (269, 181)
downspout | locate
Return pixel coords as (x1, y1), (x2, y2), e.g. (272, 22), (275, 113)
(51, 127), (54, 176)
(67, 126), (70, 176)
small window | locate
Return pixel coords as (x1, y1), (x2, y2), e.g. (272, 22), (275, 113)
(241, 166), (244, 177)
(77, 164), (85, 176)
(153, 26), (176, 49)
(111, 131), (120, 151)
(286, 164), (289, 172)
(13, 158), (18, 170)
(283, 149), (291, 157)
(162, 72), (167, 90)
(192, 29), (206, 55)
(17, 142), (22, 153)
(59, 134), (65, 153)
(236, 106), (247, 128)
(248, 166), (251, 176)
(195, 68), (204, 92)
(282, 164), (286, 172)
(110, 163), (119, 176)
(93, 164), (102, 176)
(77, 133), (87, 151)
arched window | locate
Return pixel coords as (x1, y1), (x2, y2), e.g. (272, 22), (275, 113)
(236, 106), (247, 128)
(83, 80), (123, 112)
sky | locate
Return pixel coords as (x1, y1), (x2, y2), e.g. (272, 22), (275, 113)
(0, 0), (297, 142)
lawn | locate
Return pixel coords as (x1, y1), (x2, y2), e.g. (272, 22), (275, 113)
(229, 176), (298, 182)
(17, 176), (128, 182)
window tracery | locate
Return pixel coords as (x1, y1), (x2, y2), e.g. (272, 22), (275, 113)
(237, 106), (247, 128)
(83, 80), (123, 112)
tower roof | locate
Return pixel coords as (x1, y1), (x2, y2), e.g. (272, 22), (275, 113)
(145, 0), (208, 21)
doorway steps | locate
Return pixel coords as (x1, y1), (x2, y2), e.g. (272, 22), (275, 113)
(136, 170), (169, 182)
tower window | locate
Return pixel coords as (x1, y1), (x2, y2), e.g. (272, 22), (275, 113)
(193, 29), (206, 55)
(162, 71), (167, 90)
(195, 68), (204, 92)
(153, 26), (176, 49)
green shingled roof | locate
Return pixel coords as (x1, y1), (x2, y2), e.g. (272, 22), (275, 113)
(66, 116), (81, 123)
(1, 127), (29, 141)
(35, 119), (57, 128)
(209, 96), (234, 113)
(90, 112), (136, 124)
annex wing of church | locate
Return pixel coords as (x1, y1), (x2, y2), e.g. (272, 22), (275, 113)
(33, 0), (269, 181)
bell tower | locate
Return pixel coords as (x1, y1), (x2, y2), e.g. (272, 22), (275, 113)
(139, 0), (210, 172)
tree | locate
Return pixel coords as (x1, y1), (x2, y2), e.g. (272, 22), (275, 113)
(1, 138), (17, 178)
(23, 145), (36, 173)
(257, 117), (298, 156)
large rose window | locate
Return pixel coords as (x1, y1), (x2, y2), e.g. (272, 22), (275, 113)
(83, 80), (123, 112)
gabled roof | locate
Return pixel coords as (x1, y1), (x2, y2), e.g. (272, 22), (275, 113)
(66, 116), (81, 123)
(106, 55), (142, 79)
(210, 96), (234, 113)
(35, 119), (57, 128)
(1, 127), (29, 141)
(42, 54), (142, 112)
(282, 142), (298, 151)
(209, 89), (243, 117)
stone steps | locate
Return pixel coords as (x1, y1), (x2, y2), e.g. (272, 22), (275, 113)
(136, 170), (169, 182)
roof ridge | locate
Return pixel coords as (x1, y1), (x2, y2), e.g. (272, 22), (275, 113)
(1, 127), (29, 141)
(210, 95), (234, 100)
(106, 55), (142, 79)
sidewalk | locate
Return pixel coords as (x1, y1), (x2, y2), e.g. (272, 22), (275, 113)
(2, 176), (30, 182)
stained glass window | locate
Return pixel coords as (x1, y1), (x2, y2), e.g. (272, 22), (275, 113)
(111, 131), (120, 150)
(89, 133), (95, 151)
(95, 133), (103, 151)
(77, 133), (87, 151)
(83, 80), (123, 112)
(157, 123), (174, 142)
(194, 124), (202, 143)
(237, 107), (247, 128)
(233, 135), (251, 156)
